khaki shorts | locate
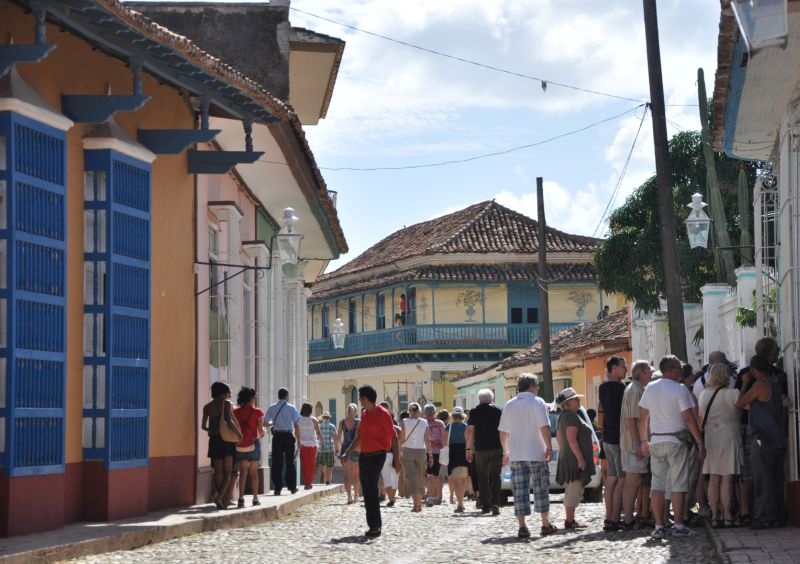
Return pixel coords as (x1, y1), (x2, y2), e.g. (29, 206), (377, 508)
(622, 447), (649, 474)
(564, 480), (584, 509)
(650, 441), (689, 493)
(450, 466), (469, 477)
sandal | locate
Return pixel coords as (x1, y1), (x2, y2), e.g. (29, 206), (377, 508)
(540, 523), (558, 536)
(564, 519), (587, 530)
(518, 526), (531, 539)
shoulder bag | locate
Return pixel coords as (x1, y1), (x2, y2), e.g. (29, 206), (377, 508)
(219, 401), (243, 444)
(268, 401), (287, 437)
(439, 423), (452, 466)
(700, 386), (724, 440)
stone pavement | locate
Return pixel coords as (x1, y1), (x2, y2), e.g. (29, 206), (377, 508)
(71, 490), (719, 564)
(0, 485), (342, 564)
(710, 524), (800, 563)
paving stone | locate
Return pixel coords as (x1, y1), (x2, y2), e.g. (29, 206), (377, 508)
(72, 490), (718, 564)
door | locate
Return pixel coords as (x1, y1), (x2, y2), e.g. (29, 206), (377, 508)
(508, 282), (540, 345)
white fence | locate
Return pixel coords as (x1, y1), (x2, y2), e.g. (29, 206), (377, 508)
(632, 267), (759, 371)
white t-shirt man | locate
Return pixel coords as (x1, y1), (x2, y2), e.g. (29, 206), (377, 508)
(498, 391), (550, 461)
(639, 378), (695, 444)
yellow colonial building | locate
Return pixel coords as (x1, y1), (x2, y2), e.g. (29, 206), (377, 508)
(307, 201), (617, 421)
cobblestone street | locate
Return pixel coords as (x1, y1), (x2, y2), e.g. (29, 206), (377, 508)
(74, 490), (719, 563)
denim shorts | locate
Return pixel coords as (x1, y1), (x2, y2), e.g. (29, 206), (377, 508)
(235, 439), (261, 462)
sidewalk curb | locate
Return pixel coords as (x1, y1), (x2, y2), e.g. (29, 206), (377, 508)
(0, 485), (343, 564)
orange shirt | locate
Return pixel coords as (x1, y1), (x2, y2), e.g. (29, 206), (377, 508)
(359, 405), (397, 453)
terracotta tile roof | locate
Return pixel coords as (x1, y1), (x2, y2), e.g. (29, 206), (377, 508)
(499, 308), (629, 370)
(454, 309), (629, 382)
(322, 201), (599, 282)
(711, 0), (739, 152)
(52, 0), (347, 254)
(310, 262), (598, 300)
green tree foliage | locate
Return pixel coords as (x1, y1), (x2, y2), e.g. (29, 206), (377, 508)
(594, 130), (758, 313)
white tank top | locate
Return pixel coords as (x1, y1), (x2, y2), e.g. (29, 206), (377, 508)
(299, 416), (318, 447)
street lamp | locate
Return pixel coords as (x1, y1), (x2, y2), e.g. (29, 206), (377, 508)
(276, 207), (302, 265)
(332, 317), (346, 349)
(686, 193), (712, 249)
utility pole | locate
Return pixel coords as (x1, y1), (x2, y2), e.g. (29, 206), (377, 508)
(537, 177), (554, 402)
(642, 0), (687, 361)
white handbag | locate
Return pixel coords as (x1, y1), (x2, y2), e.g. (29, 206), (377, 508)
(438, 423), (451, 466)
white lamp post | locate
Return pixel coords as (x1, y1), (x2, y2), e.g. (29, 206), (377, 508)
(332, 318), (346, 349)
(276, 207), (302, 265)
(686, 193), (712, 249)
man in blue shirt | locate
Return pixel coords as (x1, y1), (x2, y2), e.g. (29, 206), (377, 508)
(265, 388), (301, 495)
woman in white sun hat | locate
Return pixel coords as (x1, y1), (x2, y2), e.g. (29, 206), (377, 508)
(555, 387), (596, 530)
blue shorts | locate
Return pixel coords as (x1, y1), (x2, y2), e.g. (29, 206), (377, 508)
(235, 439), (261, 462)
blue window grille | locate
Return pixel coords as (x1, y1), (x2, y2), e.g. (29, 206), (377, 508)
(82, 149), (150, 470)
(0, 112), (67, 477)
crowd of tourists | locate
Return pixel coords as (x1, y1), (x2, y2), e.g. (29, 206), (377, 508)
(201, 336), (789, 539)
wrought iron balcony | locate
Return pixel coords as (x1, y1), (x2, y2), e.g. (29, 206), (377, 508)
(309, 322), (580, 361)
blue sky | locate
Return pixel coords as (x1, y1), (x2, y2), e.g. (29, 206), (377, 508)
(288, 0), (721, 271)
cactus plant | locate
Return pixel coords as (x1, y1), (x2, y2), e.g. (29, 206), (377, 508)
(738, 167), (753, 264)
(697, 68), (735, 284)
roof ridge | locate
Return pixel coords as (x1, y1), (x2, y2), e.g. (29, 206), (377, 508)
(427, 200), (494, 254)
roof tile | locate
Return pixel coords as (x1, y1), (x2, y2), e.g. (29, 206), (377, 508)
(322, 201), (599, 281)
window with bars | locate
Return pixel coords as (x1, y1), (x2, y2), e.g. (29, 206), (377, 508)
(82, 149), (150, 469)
(0, 113), (68, 476)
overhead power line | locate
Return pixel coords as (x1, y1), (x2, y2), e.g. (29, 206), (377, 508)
(290, 6), (698, 108)
(316, 104), (644, 171)
(538, 105), (648, 286)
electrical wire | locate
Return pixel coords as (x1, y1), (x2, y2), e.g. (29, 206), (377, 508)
(290, 6), (698, 108)
(536, 105), (649, 288)
(315, 104), (643, 172)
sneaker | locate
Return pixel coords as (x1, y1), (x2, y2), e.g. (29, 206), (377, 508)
(651, 526), (668, 540)
(252, 497), (261, 506)
(672, 524), (695, 537)
(237, 497), (245, 509)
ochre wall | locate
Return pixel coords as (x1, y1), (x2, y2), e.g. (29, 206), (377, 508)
(1, 5), (196, 466)
(483, 285), (507, 323)
(548, 284), (602, 323)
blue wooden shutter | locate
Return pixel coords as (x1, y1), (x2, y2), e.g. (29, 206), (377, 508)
(83, 149), (150, 469)
(0, 112), (67, 476)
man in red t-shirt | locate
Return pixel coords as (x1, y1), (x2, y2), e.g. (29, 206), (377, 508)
(341, 385), (400, 538)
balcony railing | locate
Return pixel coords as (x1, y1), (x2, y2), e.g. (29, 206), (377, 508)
(309, 322), (580, 361)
